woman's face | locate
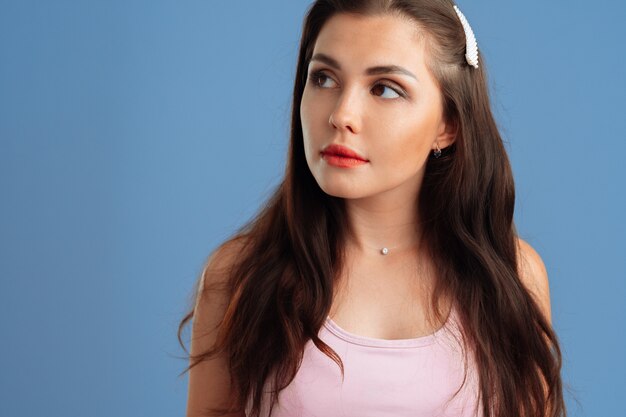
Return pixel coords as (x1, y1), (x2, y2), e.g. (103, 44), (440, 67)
(300, 13), (455, 200)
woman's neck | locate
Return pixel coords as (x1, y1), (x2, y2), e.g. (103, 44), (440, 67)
(344, 195), (422, 257)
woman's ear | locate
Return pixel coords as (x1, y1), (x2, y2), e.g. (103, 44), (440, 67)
(434, 117), (458, 149)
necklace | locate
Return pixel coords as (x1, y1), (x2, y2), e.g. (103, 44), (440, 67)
(348, 230), (422, 256)
(379, 244), (411, 255)
(356, 241), (420, 256)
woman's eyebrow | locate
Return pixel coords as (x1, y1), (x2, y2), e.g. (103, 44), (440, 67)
(309, 52), (418, 81)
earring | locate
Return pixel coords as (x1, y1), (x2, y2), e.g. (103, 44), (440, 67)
(433, 142), (442, 158)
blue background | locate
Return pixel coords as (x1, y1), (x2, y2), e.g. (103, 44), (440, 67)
(1, 1), (623, 416)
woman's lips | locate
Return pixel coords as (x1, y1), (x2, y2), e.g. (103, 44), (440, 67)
(320, 144), (369, 168)
(321, 153), (369, 168)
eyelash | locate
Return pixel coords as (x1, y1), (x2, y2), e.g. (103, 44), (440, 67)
(308, 70), (407, 99)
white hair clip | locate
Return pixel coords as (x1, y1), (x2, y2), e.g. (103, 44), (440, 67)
(453, 5), (479, 69)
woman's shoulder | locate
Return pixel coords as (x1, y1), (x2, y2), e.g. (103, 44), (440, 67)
(187, 236), (250, 417)
(194, 236), (252, 310)
(201, 236), (250, 283)
(515, 237), (552, 325)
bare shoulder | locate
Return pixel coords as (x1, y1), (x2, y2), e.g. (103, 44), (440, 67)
(196, 237), (249, 298)
(516, 237), (552, 325)
(187, 236), (249, 417)
(192, 235), (251, 343)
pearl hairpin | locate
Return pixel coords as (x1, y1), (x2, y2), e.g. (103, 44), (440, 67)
(453, 5), (479, 69)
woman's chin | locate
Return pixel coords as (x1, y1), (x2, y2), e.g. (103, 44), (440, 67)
(316, 181), (367, 200)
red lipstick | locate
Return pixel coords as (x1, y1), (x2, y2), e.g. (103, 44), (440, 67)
(320, 144), (369, 168)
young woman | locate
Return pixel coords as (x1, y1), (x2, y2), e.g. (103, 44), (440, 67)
(179, 1), (566, 416)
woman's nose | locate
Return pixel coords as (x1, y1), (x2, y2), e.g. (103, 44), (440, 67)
(328, 88), (362, 134)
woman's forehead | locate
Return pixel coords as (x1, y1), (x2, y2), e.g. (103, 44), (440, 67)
(311, 13), (425, 70)
(310, 13), (432, 82)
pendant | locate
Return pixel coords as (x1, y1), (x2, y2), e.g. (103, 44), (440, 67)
(381, 247), (389, 255)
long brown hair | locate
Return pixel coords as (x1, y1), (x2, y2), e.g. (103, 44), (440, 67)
(178, 1), (566, 416)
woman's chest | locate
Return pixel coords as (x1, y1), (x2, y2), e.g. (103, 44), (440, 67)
(328, 259), (447, 340)
(253, 317), (482, 417)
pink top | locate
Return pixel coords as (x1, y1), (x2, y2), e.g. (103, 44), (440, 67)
(247, 306), (483, 417)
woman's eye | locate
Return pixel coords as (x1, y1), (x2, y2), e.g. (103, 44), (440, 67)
(371, 83), (403, 99)
(309, 71), (336, 88)
(308, 70), (405, 99)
